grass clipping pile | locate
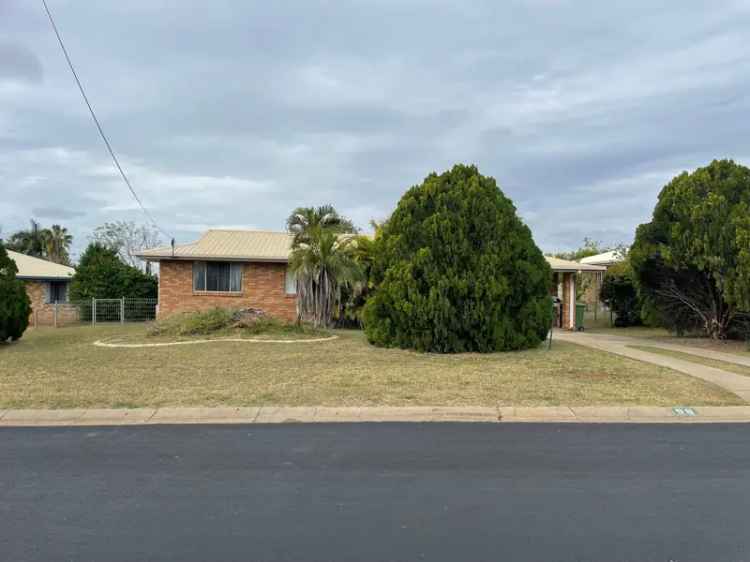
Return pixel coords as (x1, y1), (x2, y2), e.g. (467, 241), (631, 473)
(147, 308), (330, 340)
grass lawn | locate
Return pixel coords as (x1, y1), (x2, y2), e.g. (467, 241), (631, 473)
(629, 345), (750, 378)
(0, 324), (742, 409)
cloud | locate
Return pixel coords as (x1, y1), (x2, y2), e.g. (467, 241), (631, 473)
(1, 0), (749, 259)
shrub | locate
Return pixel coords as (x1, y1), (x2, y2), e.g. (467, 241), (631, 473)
(0, 240), (32, 342)
(600, 261), (641, 327)
(69, 243), (157, 302)
(630, 159), (750, 339)
(147, 308), (329, 338)
(363, 164), (552, 353)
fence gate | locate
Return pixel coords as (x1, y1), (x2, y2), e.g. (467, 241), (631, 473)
(83, 298), (158, 325)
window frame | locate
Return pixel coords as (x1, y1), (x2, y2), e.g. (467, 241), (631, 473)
(46, 280), (68, 304)
(285, 268), (298, 296)
(192, 261), (243, 293)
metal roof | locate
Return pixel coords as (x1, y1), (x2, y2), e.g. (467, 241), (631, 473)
(8, 250), (75, 280)
(545, 256), (606, 273)
(138, 229), (606, 273)
(580, 250), (624, 266)
(136, 230), (293, 262)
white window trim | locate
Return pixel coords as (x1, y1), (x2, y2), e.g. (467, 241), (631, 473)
(192, 261), (243, 293)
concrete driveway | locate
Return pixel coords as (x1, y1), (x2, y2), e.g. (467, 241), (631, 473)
(556, 331), (750, 401)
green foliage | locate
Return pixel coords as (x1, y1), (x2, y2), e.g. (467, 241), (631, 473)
(0, 239), (31, 342)
(554, 238), (608, 262)
(631, 159), (750, 339)
(69, 243), (157, 302)
(600, 260), (641, 327)
(286, 206), (363, 328)
(147, 308), (328, 337)
(6, 220), (73, 265)
(363, 164), (553, 353)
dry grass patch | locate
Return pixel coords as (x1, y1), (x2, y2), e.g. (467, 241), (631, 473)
(0, 325), (742, 409)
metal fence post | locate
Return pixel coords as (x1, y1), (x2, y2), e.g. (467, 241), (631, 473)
(121, 297), (125, 325)
(92, 298), (96, 327)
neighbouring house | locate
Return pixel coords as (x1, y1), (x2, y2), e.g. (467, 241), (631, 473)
(580, 250), (624, 269)
(546, 256), (606, 330)
(137, 229), (605, 330)
(9, 250), (76, 327)
(578, 250), (626, 310)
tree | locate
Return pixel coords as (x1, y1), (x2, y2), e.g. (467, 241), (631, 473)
(286, 206), (361, 328)
(0, 239), (31, 342)
(5, 220), (73, 265)
(91, 221), (162, 271)
(599, 260), (641, 327)
(630, 159), (750, 339)
(69, 243), (158, 302)
(44, 224), (73, 265)
(363, 164), (553, 353)
(6, 220), (49, 259)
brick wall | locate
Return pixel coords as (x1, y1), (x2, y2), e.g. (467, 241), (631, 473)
(157, 260), (297, 322)
(25, 280), (79, 327)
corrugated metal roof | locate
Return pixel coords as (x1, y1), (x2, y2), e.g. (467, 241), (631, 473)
(580, 250), (624, 266)
(545, 256), (606, 272)
(8, 250), (75, 280)
(138, 229), (606, 273)
(137, 230), (293, 262)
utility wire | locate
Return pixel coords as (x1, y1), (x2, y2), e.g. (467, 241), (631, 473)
(41, 0), (173, 242)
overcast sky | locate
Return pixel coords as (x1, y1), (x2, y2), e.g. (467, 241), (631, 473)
(2, 0), (749, 259)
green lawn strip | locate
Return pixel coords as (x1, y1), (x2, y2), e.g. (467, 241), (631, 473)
(0, 325), (742, 409)
(628, 345), (750, 378)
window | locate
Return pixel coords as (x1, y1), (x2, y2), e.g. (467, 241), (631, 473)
(46, 281), (68, 303)
(285, 269), (297, 295)
(192, 262), (242, 292)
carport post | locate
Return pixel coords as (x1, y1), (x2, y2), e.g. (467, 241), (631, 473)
(53, 302), (58, 328)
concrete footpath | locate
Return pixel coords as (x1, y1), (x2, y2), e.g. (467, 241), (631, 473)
(2, 405), (750, 426)
(556, 331), (750, 402)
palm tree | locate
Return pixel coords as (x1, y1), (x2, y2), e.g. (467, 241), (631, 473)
(286, 205), (356, 247)
(286, 206), (361, 328)
(44, 225), (73, 265)
(6, 220), (47, 258)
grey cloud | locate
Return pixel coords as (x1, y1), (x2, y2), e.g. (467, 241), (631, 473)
(1, 0), (750, 259)
(0, 42), (43, 84)
(31, 207), (86, 220)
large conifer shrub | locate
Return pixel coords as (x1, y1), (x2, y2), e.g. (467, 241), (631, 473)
(363, 164), (552, 352)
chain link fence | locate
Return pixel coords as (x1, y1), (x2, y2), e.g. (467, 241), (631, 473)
(34, 298), (158, 327)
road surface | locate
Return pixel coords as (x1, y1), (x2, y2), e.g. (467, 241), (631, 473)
(2, 423), (749, 561)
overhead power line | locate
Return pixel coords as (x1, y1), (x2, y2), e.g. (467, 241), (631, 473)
(41, 0), (172, 242)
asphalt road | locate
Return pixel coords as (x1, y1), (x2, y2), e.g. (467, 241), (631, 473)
(2, 423), (749, 562)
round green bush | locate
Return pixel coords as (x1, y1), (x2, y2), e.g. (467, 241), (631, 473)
(363, 164), (552, 353)
(0, 241), (31, 342)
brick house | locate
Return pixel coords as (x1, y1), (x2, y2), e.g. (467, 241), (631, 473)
(9, 250), (76, 327)
(137, 230), (298, 322)
(138, 229), (604, 330)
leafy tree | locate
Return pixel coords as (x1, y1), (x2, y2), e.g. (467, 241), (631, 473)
(554, 238), (608, 262)
(0, 239), (31, 342)
(90, 221), (161, 272)
(69, 243), (158, 302)
(286, 206), (362, 328)
(630, 159), (750, 339)
(363, 164), (552, 353)
(6, 220), (73, 265)
(599, 260), (641, 327)
(7, 220), (49, 259)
